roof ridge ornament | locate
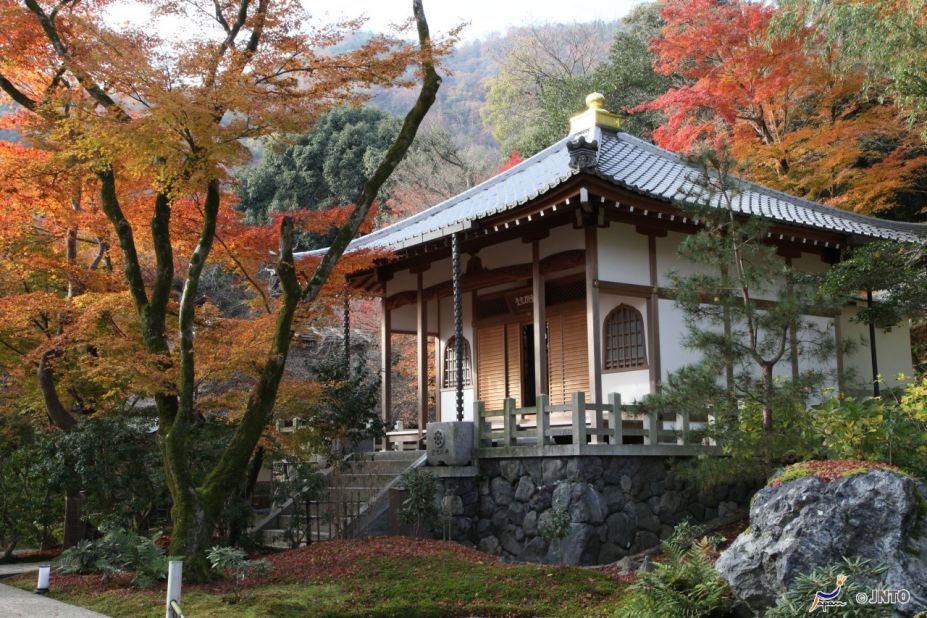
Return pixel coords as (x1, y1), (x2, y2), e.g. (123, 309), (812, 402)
(567, 135), (599, 171)
(568, 92), (622, 136)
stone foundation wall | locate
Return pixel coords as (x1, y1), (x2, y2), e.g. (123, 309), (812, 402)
(432, 456), (754, 565)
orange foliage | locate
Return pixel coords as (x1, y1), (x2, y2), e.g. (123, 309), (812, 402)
(635, 0), (927, 218)
(0, 0), (456, 423)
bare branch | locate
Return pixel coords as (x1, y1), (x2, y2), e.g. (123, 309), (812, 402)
(301, 0), (441, 304)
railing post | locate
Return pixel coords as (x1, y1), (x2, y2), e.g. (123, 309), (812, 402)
(676, 409), (690, 445)
(536, 394), (549, 448)
(503, 398), (516, 446)
(165, 559), (182, 618)
(644, 408), (660, 445)
(607, 392), (622, 445)
(474, 401), (486, 447)
(571, 391), (586, 451)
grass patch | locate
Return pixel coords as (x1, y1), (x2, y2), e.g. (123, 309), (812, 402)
(768, 459), (907, 488)
(8, 538), (630, 618)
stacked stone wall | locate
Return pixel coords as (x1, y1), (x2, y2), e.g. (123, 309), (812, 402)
(433, 456), (754, 565)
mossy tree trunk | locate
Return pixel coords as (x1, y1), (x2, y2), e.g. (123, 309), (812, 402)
(19, 0), (441, 581)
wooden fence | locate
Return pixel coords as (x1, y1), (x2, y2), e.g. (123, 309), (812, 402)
(475, 391), (718, 457)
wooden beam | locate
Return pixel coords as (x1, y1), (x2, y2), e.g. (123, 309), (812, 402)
(647, 234), (661, 391)
(532, 241), (548, 398)
(786, 256), (800, 381)
(417, 272), (428, 443)
(385, 250), (585, 310)
(585, 226), (603, 437)
(380, 294), (392, 450)
(835, 311), (845, 393)
(595, 279), (838, 318)
(435, 295), (441, 421)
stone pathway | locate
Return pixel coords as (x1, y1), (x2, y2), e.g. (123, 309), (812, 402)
(0, 561), (43, 577)
(0, 581), (110, 617)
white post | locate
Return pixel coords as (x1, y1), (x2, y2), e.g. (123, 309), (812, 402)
(35, 564), (50, 594)
(571, 391), (586, 452)
(676, 410), (690, 445)
(165, 559), (182, 618)
(503, 398), (516, 446)
(644, 408), (660, 446)
(536, 394), (549, 448)
(608, 393), (622, 445)
(474, 401), (486, 447)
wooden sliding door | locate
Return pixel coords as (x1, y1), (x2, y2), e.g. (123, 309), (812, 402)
(547, 310), (588, 405)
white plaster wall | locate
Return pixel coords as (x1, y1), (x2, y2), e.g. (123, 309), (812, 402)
(841, 306), (914, 392)
(792, 253), (830, 274)
(801, 315), (839, 390)
(597, 223), (649, 285)
(598, 293), (651, 402)
(655, 231), (708, 288)
(436, 292), (476, 421)
(388, 268), (417, 294)
(477, 237), (532, 270)
(387, 299), (438, 334)
(659, 299), (707, 380)
(540, 224), (585, 258)
(423, 257), (451, 287)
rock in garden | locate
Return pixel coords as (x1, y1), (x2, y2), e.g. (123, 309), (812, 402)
(716, 463), (927, 616)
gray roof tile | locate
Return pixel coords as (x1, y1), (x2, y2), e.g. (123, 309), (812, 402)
(302, 129), (925, 256)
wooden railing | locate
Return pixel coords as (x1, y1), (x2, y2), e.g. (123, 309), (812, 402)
(475, 391), (717, 457)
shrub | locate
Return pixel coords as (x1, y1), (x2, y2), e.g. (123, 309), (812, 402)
(399, 468), (438, 536)
(617, 521), (733, 618)
(813, 382), (927, 480)
(0, 416), (61, 557)
(765, 556), (889, 617)
(56, 525), (167, 587)
(207, 545), (272, 602)
(268, 457), (325, 549)
(538, 507), (571, 542)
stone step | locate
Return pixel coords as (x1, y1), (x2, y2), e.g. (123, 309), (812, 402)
(331, 472), (402, 487)
(260, 527), (333, 546)
(366, 450), (424, 462)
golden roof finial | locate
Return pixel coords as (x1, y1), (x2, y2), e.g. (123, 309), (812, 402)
(569, 92), (621, 135)
(586, 92), (606, 110)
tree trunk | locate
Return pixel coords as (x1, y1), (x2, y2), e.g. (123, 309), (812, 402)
(762, 364), (774, 434)
(62, 491), (86, 549)
(37, 350), (77, 431)
(2, 539), (16, 562)
(92, 1), (441, 581)
(228, 446), (264, 546)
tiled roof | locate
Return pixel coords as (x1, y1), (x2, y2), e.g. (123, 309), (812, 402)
(597, 133), (926, 243)
(301, 129), (925, 256)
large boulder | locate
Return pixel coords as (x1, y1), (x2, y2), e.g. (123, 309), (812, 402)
(716, 464), (927, 616)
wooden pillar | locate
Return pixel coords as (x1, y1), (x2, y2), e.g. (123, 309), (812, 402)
(647, 234), (662, 392)
(417, 272), (428, 443)
(835, 311), (846, 393)
(785, 257), (800, 380)
(532, 240), (548, 398)
(867, 288), (880, 397)
(585, 226), (603, 440)
(435, 297), (442, 421)
(380, 295), (391, 450)
(343, 287), (351, 368)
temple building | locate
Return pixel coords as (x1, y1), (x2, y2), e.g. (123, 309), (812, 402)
(312, 94), (924, 448)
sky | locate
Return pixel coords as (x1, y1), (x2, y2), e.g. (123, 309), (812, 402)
(317, 1), (646, 40)
(107, 0), (647, 41)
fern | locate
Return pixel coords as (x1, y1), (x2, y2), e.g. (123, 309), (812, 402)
(617, 522), (733, 618)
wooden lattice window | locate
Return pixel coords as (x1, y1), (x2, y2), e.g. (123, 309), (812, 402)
(443, 335), (473, 388)
(603, 305), (647, 370)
